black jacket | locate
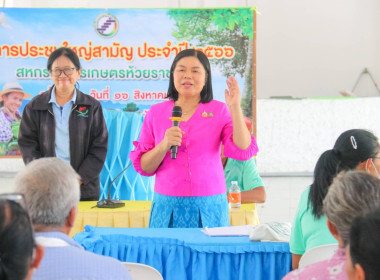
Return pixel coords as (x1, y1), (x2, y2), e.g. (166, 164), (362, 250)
(18, 86), (108, 200)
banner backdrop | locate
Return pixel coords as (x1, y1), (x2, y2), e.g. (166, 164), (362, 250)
(0, 7), (255, 157)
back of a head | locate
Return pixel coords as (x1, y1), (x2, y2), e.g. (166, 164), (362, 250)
(309, 129), (379, 218)
(323, 171), (380, 246)
(349, 207), (380, 280)
(14, 158), (80, 228)
(0, 200), (35, 280)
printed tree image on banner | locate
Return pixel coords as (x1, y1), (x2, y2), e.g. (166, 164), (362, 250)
(168, 8), (255, 118)
(0, 7), (256, 157)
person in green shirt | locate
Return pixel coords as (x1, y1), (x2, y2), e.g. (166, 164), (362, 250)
(222, 152), (266, 227)
(223, 156), (266, 204)
(222, 116), (266, 204)
(290, 129), (380, 269)
(221, 117), (266, 226)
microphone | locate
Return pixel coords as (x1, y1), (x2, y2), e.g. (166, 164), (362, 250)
(95, 162), (133, 208)
(169, 106), (182, 159)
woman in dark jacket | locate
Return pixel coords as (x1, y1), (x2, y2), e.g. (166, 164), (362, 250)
(18, 47), (108, 200)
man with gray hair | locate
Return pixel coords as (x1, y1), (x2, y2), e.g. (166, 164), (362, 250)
(15, 157), (131, 280)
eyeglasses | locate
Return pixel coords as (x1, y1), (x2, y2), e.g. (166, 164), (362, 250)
(50, 67), (77, 77)
(0, 193), (37, 261)
(0, 193), (34, 234)
(0, 193), (28, 209)
(0, 193), (33, 226)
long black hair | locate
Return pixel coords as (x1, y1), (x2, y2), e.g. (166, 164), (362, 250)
(308, 129), (379, 218)
(0, 200), (35, 280)
(166, 49), (213, 103)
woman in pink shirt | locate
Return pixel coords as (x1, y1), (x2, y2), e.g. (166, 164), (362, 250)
(130, 49), (258, 228)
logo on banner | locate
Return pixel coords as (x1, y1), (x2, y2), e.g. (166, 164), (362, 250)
(94, 13), (119, 38)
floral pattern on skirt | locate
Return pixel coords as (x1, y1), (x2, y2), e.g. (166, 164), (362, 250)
(149, 192), (230, 228)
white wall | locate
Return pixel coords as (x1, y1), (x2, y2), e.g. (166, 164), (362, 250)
(256, 0), (380, 99)
(257, 97), (380, 173)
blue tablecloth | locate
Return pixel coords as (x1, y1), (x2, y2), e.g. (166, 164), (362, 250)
(74, 226), (292, 280)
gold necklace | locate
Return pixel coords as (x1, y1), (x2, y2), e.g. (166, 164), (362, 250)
(179, 105), (198, 116)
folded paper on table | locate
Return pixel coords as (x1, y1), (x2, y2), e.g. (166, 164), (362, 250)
(250, 222), (291, 242)
(201, 225), (253, 236)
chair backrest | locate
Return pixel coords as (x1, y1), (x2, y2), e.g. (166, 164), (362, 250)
(299, 244), (339, 268)
(122, 262), (163, 280)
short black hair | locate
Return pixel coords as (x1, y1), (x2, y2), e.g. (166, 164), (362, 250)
(47, 47), (81, 71)
(0, 199), (35, 280)
(349, 207), (380, 280)
(167, 49), (213, 103)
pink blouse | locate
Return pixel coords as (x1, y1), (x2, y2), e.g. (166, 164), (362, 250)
(130, 100), (258, 196)
(282, 248), (347, 280)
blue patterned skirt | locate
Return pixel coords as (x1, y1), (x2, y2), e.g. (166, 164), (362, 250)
(149, 192), (230, 228)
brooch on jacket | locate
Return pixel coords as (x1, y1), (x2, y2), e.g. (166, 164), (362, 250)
(202, 111), (214, 118)
(76, 106), (89, 117)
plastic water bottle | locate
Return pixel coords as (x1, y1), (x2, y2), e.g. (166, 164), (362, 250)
(228, 181), (241, 209)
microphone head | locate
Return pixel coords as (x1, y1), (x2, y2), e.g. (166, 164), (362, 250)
(172, 106), (182, 118)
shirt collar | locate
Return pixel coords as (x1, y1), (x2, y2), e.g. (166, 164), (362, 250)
(49, 87), (77, 106)
(35, 231), (83, 249)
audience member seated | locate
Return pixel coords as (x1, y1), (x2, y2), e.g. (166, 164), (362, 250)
(290, 129), (380, 269)
(283, 171), (380, 280)
(14, 157), (132, 280)
(222, 154), (266, 203)
(222, 117), (266, 205)
(0, 198), (44, 280)
(345, 207), (380, 280)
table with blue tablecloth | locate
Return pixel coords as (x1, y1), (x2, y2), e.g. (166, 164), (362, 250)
(74, 226), (292, 280)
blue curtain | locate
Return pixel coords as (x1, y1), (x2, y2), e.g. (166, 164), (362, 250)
(99, 109), (155, 200)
